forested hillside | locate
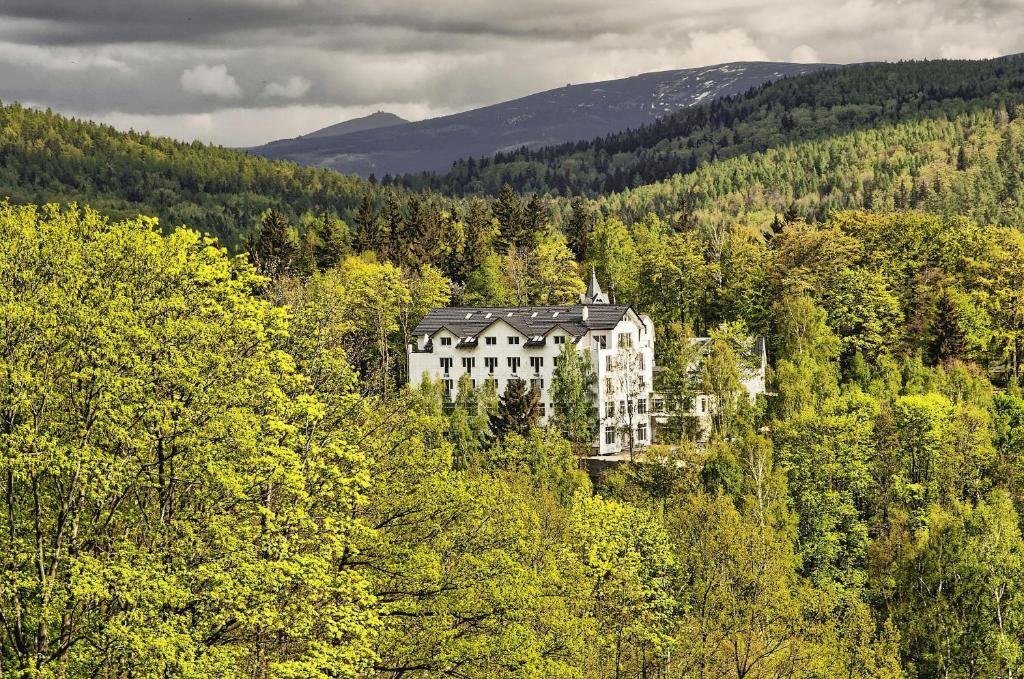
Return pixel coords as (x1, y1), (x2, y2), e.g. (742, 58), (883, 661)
(9, 199), (1024, 676)
(397, 56), (1024, 196)
(0, 102), (371, 248)
(8, 54), (1024, 678)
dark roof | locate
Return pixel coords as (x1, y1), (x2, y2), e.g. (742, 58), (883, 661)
(413, 305), (632, 340)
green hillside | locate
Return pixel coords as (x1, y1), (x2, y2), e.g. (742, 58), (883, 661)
(0, 102), (372, 249)
(397, 56), (1024, 197)
(10, 54), (1024, 678)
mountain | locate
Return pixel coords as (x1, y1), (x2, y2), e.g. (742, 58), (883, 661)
(399, 56), (1024, 196)
(296, 111), (408, 141)
(247, 61), (831, 177)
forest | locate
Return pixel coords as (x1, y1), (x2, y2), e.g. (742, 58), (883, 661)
(5, 56), (1024, 678)
(395, 56), (1024, 196)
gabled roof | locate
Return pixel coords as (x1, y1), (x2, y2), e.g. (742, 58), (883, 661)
(413, 305), (632, 340)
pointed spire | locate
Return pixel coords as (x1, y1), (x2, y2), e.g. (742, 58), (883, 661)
(587, 266), (601, 298)
(580, 266), (610, 305)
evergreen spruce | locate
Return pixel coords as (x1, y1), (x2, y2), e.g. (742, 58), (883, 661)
(490, 378), (540, 439)
(565, 196), (593, 261)
(932, 288), (969, 363)
(252, 208), (297, 278)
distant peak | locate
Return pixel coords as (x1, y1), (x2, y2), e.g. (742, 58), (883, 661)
(299, 111), (409, 141)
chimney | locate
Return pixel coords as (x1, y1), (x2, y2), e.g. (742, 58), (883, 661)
(582, 306), (589, 322)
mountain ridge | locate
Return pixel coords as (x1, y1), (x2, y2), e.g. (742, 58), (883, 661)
(294, 111), (409, 141)
(248, 61), (833, 177)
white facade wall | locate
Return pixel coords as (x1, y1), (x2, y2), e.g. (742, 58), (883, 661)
(407, 310), (655, 455)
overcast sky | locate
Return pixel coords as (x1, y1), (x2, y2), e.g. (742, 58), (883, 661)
(1, 0), (1020, 147)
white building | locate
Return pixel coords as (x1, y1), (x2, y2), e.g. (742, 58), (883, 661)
(407, 274), (655, 455)
(652, 335), (767, 441)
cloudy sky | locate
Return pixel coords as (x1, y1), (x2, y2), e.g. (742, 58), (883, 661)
(1, 0), (1020, 147)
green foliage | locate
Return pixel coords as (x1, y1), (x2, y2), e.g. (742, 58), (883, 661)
(405, 58), (1024, 197)
(550, 345), (597, 447)
(490, 378), (541, 439)
(0, 203), (374, 676)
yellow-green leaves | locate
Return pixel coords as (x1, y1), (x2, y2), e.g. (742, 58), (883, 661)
(0, 203), (374, 677)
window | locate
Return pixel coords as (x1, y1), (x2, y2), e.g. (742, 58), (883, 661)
(485, 356), (498, 373)
(604, 426), (616, 445)
(440, 336), (452, 346)
(697, 396), (706, 415)
(554, 335), (566, 345)
(637, 423), (648, 442)
(486, 377), (498, 390)
(618, 333), (633, 348)
(531, 378), (544, 391)
(439, 357), (453, 374)
(508, 357), (520, 374)
(637, 398), (647, 415)
(638, 354), (645, 370)
(605, 401), (614, 418)
(462, 357), (475, 373)
(595, 335), (607, 350)
(508, 336), (520, 345)
(540, 402), (546, 417)
(529, 356), (544, 373)
(605, 355), (613, 371)
(485, 336), (497, 345)
(605, 377), (613, 392)
(443, 378), (454, 398)
(653, 398), (665, 413)
(619, 400), (626, 416)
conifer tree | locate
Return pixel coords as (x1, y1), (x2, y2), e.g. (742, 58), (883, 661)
(524, 194), (546, 235)
(306, 211), (349, 271)
(565, 196), (593, 260)
(354, 191), (381, 254)
(251, 208), (297, 278)
(380, 189), (404, 261)
(493, 183), (528, 252)
(461, 198), (496, 279)
(490, 378), (540, 439)
(932, 288), (968, 364)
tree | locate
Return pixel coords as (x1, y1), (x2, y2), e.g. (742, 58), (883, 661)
(490, 378), (541, 439)
(494, 183), (529, 252)
(568, 494), (676, 678)
(931, 286), (969, 364)
(565, 196), (593, 260)
(302, 210), (350, 271)
(251, 208), (298, 278)
(820, 266), (903, 364)
(463, 252), (515, 306)
(550, 344), (597, 449)
(524, 194), (547, 235)
(354, 190), (382, 254)
(529, 229), (586, 304)
(448, 373), (497, 469)
(379, 189), (404, 261)
(887, 492), (1024, 677)
(0, 203), (375, 676)
(774, 392), (877, 588)
(459, 198), (497, 280)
